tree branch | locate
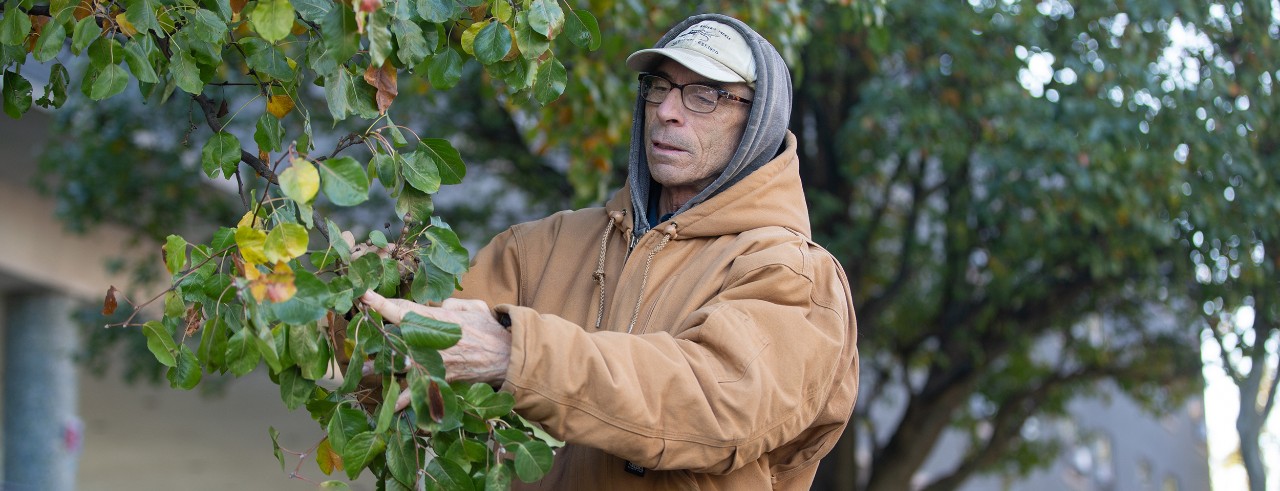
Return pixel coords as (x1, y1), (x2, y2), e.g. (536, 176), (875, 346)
(192, 93), (278, 184)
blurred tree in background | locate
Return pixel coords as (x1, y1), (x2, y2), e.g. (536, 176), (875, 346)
(15, 0), (1278, 489)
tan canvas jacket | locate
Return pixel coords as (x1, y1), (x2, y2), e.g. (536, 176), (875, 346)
(456, 132), (859, 490)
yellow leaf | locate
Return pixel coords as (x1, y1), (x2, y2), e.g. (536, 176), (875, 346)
(264, 223), (309, 263)
(280, 158), (320, 206)
(237, 210), (263, 228)
(266, 94), (295, 119)
(316, 438), (343, 474)
(235, 225), (269, 265)
(115, 13), (137, 37)
(461, 21), (484, 56)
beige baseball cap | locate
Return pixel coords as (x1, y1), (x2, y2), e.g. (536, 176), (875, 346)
(626, 20), (756, 85)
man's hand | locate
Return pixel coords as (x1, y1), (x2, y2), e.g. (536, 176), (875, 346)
(360, 290), (512, 389)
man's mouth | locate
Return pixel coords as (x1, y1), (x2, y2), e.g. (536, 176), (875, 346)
(652, 140), (684, 152)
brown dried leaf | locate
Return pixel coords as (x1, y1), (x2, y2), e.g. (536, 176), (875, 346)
(363, 63), (398, 115)
(427, 379), (445, 423)
(183, 304), (204, 336)
(102, 286), (118, 316)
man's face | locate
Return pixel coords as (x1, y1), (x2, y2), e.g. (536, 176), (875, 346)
(643, 60), (753, 194)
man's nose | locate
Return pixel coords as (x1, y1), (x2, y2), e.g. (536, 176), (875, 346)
(655, 89), (686, 124)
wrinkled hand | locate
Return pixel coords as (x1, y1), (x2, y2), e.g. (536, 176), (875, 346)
(360, 290), (512, 410)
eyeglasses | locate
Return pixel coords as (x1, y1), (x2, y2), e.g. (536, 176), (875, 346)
(638, 73), (753, 113)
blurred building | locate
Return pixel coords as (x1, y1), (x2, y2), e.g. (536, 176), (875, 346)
(0, 113), (341, 490)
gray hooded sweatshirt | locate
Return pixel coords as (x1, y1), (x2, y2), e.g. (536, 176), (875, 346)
(626, 13), (794, 241)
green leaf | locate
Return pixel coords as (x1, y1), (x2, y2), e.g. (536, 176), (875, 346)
(514, 12), (549, 61)
(472, 391), (515, 420)
(319, 481), (350, 490)
(270, 426), (286, 471)
(327, 403), (370, 455)
(371, 153), (397, 186)
(317, 5), (358, 75)
(291, 0), (330, 23)
(170, 47), (204, 94)
(402, 149), (441, 194)
(392, 19), (430, 67)
(87, 36), (124, 69)
(512, 440), (553, 483)
(409, 261), (452, 304)
(32, 63), (68, 109)
(318, 156), (370, 206)
(326, 219), (352, 262)
(255, 323), (284, 373)
(201, 132), (241, 179)
(400, 312), (462, 350)
(143, 320), (178, 367)
(0, 6), (32, 46)
(251, 0), (295, 43)
(164, 235), (188, 274)
(236, 225), (269, 264)
(367, 9), (393, 68)
(423, 217), (468, 275)
(2, 70), (33, 119)
(416, 0), (455, 23)
(474, 20), (511, 65)
(122, 38), (160, 83)
(563, 8), (598, 50)
(483, 463), (513, 491)
(324, 68), (357, 120)
(375, 379), (400, 433)
(197, 311), (229, 372)
(427, 47), (462, 89)
(420, 138), (465, 185)
(241, 37), (295, 82)
(289, 322), (328, 379)
(386, 431), (420, 487)
(526, 0), (563, 38)
(167, 345), (203, 389)
(70, 16), (100, 54)
(89, 65), (129, 101)
(425, 458), (475, 491)
(395, 184), (434, 224)
(533, 58), (567, 105)
(255, 112), (285, 152)
(124, 0), (161, 36)
(185, 8), (228, 43)
(226, 326), (260, 376)
(279, 367), (317, 409)
(32, 19), (65, 62)
(341, 432), (386, 480)
(368, 230), (388, 248)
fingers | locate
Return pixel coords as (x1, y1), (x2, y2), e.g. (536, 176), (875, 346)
(394, 388), (412, 412)
(441, 297), (490, 313)
(341, 231), (356, 250)
(360, 290), (410, 324)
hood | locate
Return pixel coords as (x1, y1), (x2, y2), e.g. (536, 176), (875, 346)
(626, 14), (794, 240)
(608, 131), (810, 241)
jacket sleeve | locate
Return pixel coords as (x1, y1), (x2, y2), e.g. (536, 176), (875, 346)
(497, 243), (856, 475)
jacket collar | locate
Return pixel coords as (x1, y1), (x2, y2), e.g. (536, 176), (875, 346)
(607, 131), (809, 241)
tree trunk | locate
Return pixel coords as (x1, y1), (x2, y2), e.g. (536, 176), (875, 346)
(2, 292), (80, 491)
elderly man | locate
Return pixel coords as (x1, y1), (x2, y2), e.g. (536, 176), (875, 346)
(363, 13), (859, 490)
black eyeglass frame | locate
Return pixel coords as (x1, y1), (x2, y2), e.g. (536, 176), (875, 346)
(637, 73), (753, 113)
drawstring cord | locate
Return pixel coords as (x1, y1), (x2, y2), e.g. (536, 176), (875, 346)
(626, 224), (677, 334)
(592, 210), (677, 334)
(593, 211), (625, 330)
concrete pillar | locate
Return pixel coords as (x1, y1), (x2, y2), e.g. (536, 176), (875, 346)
(3, 292), (79, 491)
